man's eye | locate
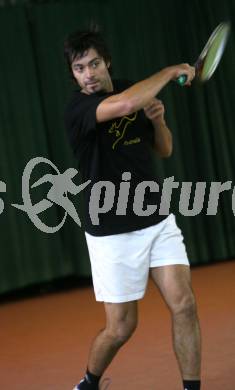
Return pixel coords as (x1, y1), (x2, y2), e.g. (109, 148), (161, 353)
(74, 67), (83, 72)
(92, 61), (100, 68)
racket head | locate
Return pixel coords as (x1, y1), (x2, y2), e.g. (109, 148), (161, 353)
(196, 22), (231, 82)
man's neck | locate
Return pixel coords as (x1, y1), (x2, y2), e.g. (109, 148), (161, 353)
(106, 77), (114, 92)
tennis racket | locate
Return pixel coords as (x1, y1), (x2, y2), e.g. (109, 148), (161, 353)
(177, 22), (231, 86)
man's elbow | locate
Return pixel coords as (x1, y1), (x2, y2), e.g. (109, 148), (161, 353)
(155, 144), (173, 158)
(118, 95), (136, 116)
(117, 90), (141, 116)
(120, 100), (135, 116)
(96, 93), (136, 123)
(162, 148), (173, 158)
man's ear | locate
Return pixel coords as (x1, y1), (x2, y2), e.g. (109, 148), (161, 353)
(107, 61), (111, 69)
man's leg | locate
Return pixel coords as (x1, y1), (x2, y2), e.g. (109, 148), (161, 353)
(76, 301), (138, 389)
(88, 301), (138, 375)
(151, 265), (201, 385)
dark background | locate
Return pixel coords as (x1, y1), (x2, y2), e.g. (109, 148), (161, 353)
(0, 0), (235, 296)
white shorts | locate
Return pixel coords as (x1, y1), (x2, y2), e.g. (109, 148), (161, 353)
(85, 214), (189, 303)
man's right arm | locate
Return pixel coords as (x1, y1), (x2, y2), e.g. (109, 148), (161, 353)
(96, 64), (195, 123)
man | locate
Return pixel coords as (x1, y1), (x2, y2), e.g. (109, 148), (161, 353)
(64, 28), (201, 390)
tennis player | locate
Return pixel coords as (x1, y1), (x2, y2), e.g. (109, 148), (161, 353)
(64, 28), (201, 390)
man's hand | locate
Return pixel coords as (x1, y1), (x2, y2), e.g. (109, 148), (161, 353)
(144, 98), (172, 158)
(144, 98), (165, 124)
(170, 63), (195, 86)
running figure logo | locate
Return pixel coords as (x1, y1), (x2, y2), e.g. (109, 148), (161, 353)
(12, 157), (91, 233)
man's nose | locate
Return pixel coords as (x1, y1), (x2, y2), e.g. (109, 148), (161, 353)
(85, 66), (95, 79)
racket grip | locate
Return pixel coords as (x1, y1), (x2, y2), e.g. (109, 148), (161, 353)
(176, 74), (187, 86)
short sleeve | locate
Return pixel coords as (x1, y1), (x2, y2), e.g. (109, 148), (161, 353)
(64, 92), (106, 155)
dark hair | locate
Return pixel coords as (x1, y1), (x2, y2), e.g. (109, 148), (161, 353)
(64, 27), (112, 82)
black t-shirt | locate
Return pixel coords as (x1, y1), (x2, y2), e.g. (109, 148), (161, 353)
(65, 80), (167, 236)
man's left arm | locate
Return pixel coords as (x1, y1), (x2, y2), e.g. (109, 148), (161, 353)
(144, 98), (173, 158)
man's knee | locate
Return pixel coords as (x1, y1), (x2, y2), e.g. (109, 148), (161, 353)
(170, 290), (197, 318)
(104, 301), (138, 347)
(106, 317), (137, 348)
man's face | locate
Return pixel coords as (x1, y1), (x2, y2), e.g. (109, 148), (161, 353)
(71, 47), (112, 94)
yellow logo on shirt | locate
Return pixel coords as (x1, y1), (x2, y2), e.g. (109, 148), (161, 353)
(108, 112), (138, 150)
(123, 137), (140, 146)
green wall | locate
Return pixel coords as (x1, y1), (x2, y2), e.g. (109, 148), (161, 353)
(0, 0), (235, 294)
